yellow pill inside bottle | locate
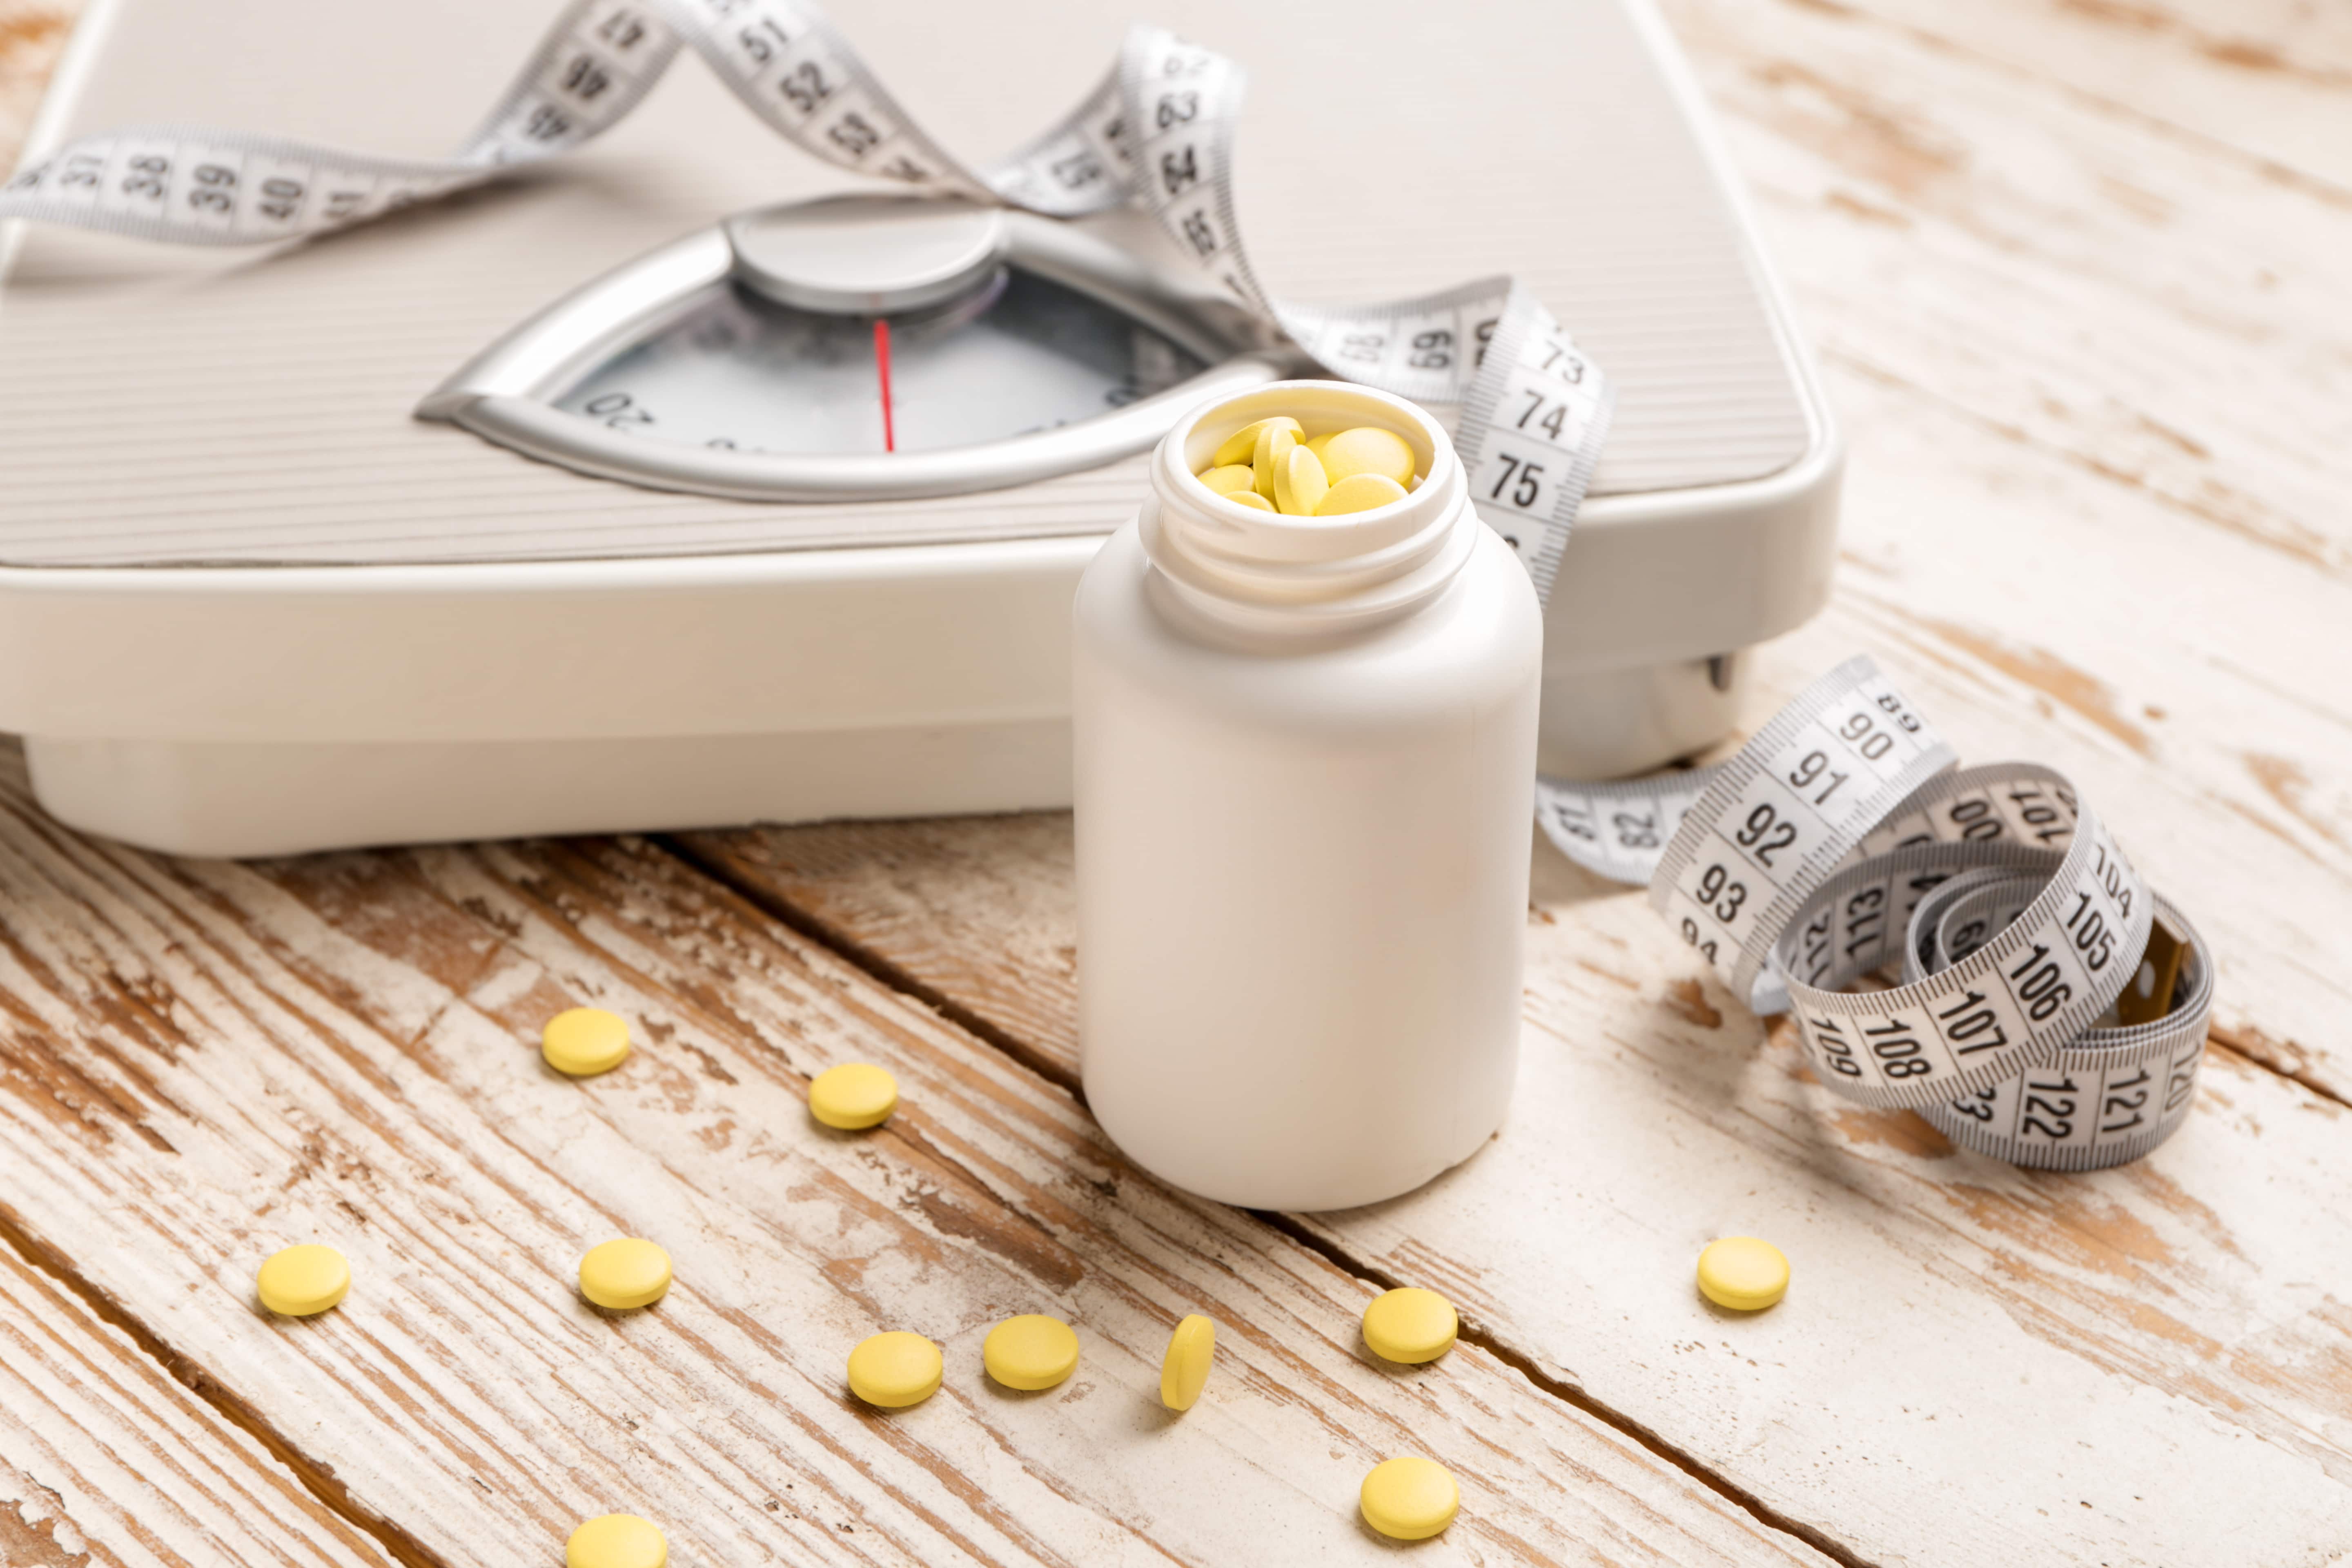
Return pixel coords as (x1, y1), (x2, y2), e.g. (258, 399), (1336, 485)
(1196, 463), (1256, 496)
(256, 1244), (350, 1318)
(1251, 423), (1298, 500)
(1212, 415), (1302, 469)
(1273, 445), (1330, 516)
(1313, 473), (1409, 516)
(565, 1513), (667, 1568)
(1160, 1314), (1215, 1412)
(1359, 1455), (1459, 1540)
(579, 1238), (672, 1310)
(809, 1062), (898, 1130)
(1696, 1236), (1788, 1311)
(848, 1330), (943, 1408)
(1317, 426), (1417, 488)
(1361, 1286), (1457, 1364)
(983, 1313), (1079, 1391)
(542, 1007), (631, 1077)
(1223, 490), (1275, 512)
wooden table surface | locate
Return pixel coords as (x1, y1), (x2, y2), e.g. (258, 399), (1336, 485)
(2, 1), (2348, 1565)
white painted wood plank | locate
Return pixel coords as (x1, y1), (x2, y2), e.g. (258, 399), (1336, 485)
(0, 774), (1837, 1568)
(0, 1223), (398, 1568)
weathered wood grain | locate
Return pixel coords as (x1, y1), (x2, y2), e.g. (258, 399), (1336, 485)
(0, 1223), (397, 1568)
(0, 752), (1840, 1568)
(673, 11), (2352, 1558)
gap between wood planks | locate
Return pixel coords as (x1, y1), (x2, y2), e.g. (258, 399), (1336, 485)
(653, 833), (1880, 1568)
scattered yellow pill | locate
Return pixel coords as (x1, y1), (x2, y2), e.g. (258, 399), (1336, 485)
(565, 1513), (666, 1568)
(1696, 1236), (1789, 1311)
(847, 1331), (943, 1408)
(1359, 1456), (1459, 1541)
(1361, 1286), (1457, 1364)
(541, 1007), (631, 1077)
(1224, 490), (1275, 512)
(1273, 445), (1330, 516)
(1319, 426), (1416, 488)
(1197, 463), (1256, 496)
(809, 1062), (898, 1130)
(1314, 473), (1410, 515)
(256, 1244), (350, 1318)
(1211, 415), (1302, 469)
(1252, 422), (1299, 500)
(579, 1238), (672, 1310)
(1159, 1314), (1215, 1412)
(983, 1313), (1080, 1391)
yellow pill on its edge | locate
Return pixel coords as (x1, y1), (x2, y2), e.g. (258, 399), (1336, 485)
(1697, 1236), (1789, 1311)
(256, 1244), (350, 1318)
(1252, 423), (1298, 500)
(848, 1331), (943, 1408)
(809, 1062), (898, 1130)
(1319, 425), (1417, 487)
(1160, 1314), (1215, 1412)
(579, 1238), (672, 1310)
(983, 1314), (1079, 1391)
(1313, 473), (1410, 516)
(542, 1007), (631, 1077)
(1223, 490), (1275, 512)
(1212, 415), (1302, 468)
(1273, 445), (1329, 516)
(1359, 1456), (1459, 1541)
(1197, 463), (1256, 496)
(565, 1512), (667, 1568)
(1361, 1286), (1457, 1364)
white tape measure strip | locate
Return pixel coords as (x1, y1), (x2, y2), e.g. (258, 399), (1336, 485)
(1536, 657), (2212, 1170)
(0, 0), (1611, 598)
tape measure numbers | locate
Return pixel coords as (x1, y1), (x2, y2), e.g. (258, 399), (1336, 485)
(0, 0), (1611, 599)
(1538, 657), (2212, 1170)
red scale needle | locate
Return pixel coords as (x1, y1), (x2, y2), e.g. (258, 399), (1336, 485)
(873, 316), (896, 453)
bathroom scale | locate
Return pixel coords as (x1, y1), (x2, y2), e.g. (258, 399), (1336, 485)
(0, 0), (1838, 855)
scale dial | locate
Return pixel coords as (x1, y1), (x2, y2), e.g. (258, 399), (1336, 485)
(419, 195), (1296, 502)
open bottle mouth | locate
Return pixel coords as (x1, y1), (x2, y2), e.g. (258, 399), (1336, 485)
(1140, 380), (1479, 634)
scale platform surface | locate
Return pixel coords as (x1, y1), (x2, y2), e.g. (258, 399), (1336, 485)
(0, 0), (1836, 855)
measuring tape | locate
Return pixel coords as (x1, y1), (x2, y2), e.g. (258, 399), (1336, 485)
(0, 0), (1611, 601)
(1537, 657), (2212, 1170)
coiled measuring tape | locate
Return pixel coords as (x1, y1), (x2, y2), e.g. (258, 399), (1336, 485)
(1537, 657), (2212, 1170)
(0, 0), (1611, 601)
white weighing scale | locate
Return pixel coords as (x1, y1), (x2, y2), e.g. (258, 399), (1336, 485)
(0, 0), (1838, 857)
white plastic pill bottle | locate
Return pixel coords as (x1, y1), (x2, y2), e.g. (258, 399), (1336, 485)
(1073, 379), (1541, 1212)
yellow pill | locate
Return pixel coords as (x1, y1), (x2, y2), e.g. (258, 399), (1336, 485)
(1197, 463), (1256, 496)
(565, 1513), (666, 1568)
(542, 1007), (630, 1077)
(848, 1331), (942, 1408)
(1223, 490), (1275, 512)
(1211, 415), (1302, 469)
(1313, 473), (1410, 516)
(983, 1313), (1079, 1391)
(1361, 1286), (1456, 1364)
(1252, 423), (1298, 500)
(1318, 426), (1416, 488)
(1305, 430), (1337, 466)
(1159, 1314), (1215, 1412)
(1273, 445), (1329, 516)
(256, 1244), (350, 1317)
(809, 1062), (898, 1130)
(1359, 1456), (1459, 1541)
(579, 1238), (672, 1310)
(1696, 1236), (1789, 1311)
